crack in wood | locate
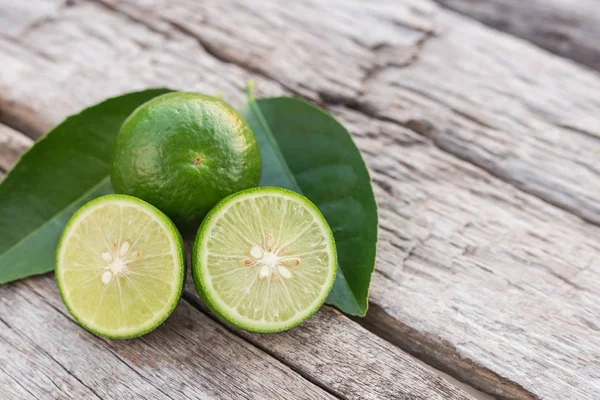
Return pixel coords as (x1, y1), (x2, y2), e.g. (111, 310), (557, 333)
(356, 303), (537, 400)
(431, 0), (600, 73)
(86, 0), (170, 37)
(180, 291), (348, 400)
(347, 100), (600, 229)
(1, 293), (104, 400)
(14, 0), (599, 237)
(360, 31), (436, 91)
(0, 365), (41, 400)
(2, 1), (600, 398)
(0, 95), (52, 139)
(102, 345), (177, 400)
(21, 283), (191, 399)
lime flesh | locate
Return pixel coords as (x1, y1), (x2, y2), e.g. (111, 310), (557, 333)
(56, 195), (185, 339)
(193, 187), (337, 333)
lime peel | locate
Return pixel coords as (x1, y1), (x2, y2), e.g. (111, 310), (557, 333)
(111, 92), (261, 230)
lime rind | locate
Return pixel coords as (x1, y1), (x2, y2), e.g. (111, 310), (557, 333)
(192, 187), (337, 333)
(56, 194), (185, 339)
(111, 92), (262, 230)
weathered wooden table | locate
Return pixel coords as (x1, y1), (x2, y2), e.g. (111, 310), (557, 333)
(1, 1), (599, 399)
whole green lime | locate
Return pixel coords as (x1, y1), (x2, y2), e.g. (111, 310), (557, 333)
(111, 92), (261, 230)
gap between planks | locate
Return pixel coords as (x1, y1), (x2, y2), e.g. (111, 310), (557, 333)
(4, 275), (338, 400)
(5, 0), (599, 232)
(0, 26), (588, 396)
(431, 0), (600, 73)
(180, 291), (344, 400)
(182, 291), (495, 400)
(0, 39), (580, 398)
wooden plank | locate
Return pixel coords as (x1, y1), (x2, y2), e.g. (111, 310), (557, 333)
(0, 123), (33, 172)
(0, 274), (337, 400)
(0, 135), (475, 400)
(1, 0), (600, 399)
(2, 0), (598, 225)
(358, 9), (600, 227)
(433, 0), (600, 72)
(334, 107), (600, 399)
(0, 0), (285, 138)
(184, 288), (475, 400)
(0, 0), (64, 39)
(1, 302), (113, 399)
(92, 0), (600, 227)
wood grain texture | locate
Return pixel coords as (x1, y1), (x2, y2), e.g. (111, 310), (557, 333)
(358, 9), (600, 227)
(3, 0), (599, 224)
(1, 0), (600, 399)
(111, 0), (600, 227)
(433, 0), (600, 72)
(0, 123), (33, 172)
(0, 135), (475, 400)
(0, 0), (65, 38)
(183, 282), (474, 400)
(0, 0), (284, 138)
(0, 274), (337, 400)
(334, 107), (600, 399)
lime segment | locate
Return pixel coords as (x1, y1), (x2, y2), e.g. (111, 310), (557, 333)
(193, 187), (337, 333)
(56, 194), (185, 339)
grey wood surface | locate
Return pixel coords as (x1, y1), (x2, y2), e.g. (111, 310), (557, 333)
(0, 274), (335, 400)
(1, 0), (600, 399)
(338, 108), (600, 399)
(0, 124), (31, 173)
(433, 0), (600, 72)
(0, 125), (474, 398)
(183, 280), (474, 400)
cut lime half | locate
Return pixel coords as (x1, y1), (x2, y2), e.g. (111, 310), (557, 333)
(192, 187), (337, 333)
(56, 194), (185, 339)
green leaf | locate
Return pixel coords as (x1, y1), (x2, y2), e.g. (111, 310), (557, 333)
(239, 86), (378, 316)
(0, 89), (171, 283)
